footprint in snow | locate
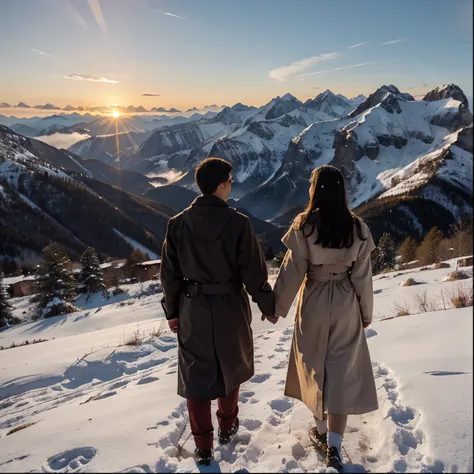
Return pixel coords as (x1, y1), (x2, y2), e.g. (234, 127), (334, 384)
(137, 376), (159, 385)
(269, 397), (293, 414)
(250, 373), (271, 384)
(241, 419), (262, 431)
(92, 391), (117, 401)
(43, 447), (96, 473)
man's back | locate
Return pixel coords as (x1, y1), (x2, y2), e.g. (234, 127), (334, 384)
(159, 158), (275, 462)
(161, 194), (274, 398)
(169, 195), (266, 285)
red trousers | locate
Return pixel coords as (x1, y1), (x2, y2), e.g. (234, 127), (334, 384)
(187, 386), (239, 450)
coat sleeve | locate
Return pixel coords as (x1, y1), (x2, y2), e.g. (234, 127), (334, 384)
(273, 228), (309, 318)
(237, 217), (275, 316)
(350, 223), (376, 324)
(159, 218), (183, 320)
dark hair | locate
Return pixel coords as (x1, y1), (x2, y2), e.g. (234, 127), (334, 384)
(194, 157), (233, 195)
(293, 165), (366, 248)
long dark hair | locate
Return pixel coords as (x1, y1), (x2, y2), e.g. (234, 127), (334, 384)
(293, 165), (366, 248)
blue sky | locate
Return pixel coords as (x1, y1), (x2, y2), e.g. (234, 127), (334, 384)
(0, 0), (472, 111)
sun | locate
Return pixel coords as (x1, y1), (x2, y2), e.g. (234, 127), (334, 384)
(111, 110), (121, 118)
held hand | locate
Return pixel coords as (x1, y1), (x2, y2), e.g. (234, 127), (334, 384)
(168, 318), (179, 334)
(261, 314), (280, 325)
(362, 320), (370, 328)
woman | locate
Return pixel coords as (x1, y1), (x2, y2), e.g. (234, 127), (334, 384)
(270, 165), (378, 472)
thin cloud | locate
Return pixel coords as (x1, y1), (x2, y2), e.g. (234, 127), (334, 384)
(163, 11), (183, 19)
(312, 87), (322, 89)
(349, 42), (369, 49)
(382, 38), (408, 45)
(268, 52), (341, 82)
(298, 61), (377, 78)
(64, 74), (119, 84)
(32, 48), (52, 56)
(86, 0), (109, 39)
(61, 0), (88, 29)
(143, 93), (161, 97)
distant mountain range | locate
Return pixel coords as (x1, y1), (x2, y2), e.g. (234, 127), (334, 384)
(0, 102), (225, 114)
(0, 84), (472, 265)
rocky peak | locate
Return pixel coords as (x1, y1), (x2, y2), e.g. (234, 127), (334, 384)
(231, 102), (255, 113)
(305, 89), (352, 117)
(423, 84), (469, 109)
(265, 94), (302, 120)
(281, 93), (298, 102)
(349, 85), (413, 118)
(350, 94), (367, 105)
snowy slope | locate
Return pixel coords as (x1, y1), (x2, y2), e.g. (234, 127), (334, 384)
(0, 259), (472, 473)
(0, 126), (169, 261)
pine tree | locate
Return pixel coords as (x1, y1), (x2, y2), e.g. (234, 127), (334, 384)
(0, 272), (19, 328)
(373, 233), (396, 273)
(397, 237), (418, 264)
(36, 243), (77, 318)
(371, 246), (381, 275)
(416, 226), (444, 265)
(79, 247), (106, 295)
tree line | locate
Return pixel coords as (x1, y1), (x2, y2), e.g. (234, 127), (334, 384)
(372, 218), (473, 274)
(0, 243), (152, 327)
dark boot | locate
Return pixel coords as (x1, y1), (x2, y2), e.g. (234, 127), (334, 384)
(194, 448), (213, 466)
(309, 426), (328, 453)
(218, 417), (239, 445)
(326, 446), (344, 472)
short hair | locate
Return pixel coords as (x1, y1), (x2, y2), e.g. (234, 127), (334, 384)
(194, 157), (233, 195)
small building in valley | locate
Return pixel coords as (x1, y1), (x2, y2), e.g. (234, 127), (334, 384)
(5, 275), (37, 297)
(128, 259), (161, 282)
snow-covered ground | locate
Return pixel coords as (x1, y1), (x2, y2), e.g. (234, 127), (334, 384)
(0, 259), (472, 473)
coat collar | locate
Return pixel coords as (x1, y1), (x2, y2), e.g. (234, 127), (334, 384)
(192, 194), (229, 208)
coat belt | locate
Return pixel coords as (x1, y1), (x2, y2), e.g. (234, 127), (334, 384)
(306, 272), (350, 282)
(182, 280), (242, 298)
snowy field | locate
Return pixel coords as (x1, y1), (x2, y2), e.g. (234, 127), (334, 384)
(0, 259), (472, 473)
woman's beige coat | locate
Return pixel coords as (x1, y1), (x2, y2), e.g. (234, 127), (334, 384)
(274, 218), (378, 420)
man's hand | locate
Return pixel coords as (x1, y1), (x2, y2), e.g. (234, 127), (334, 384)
(261, 314), (280, 325)
(362, 320), (370, 328)
(168, 318), (179, 334)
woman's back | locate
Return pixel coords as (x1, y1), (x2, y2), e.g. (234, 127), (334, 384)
(285, 215), (375, 270)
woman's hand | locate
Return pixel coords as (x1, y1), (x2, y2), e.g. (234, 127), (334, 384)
(362, 320), (370, 328)
(168, 318), (179, 334)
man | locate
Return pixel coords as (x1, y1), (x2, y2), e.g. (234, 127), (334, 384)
(160, 157), (276, 465)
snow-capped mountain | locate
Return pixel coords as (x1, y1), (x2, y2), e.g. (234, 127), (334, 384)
(33, 103), (61, 110)
(238, 84), (472, 241)
(348, 94), (367, 106)
(37, 124), (90, 137)
(120, 103), (258, 176)
(305, 90), (353, 117)
(3, 84), (471, 246)
(0, 113), (98, 134)
(69, 130), (153, 164)
(0, 125), (174, 261)
(125, 96), (338, 196)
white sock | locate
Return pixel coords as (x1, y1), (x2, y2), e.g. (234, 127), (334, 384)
(314, 417), (328, 434)
(327, 431), (343, 453)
